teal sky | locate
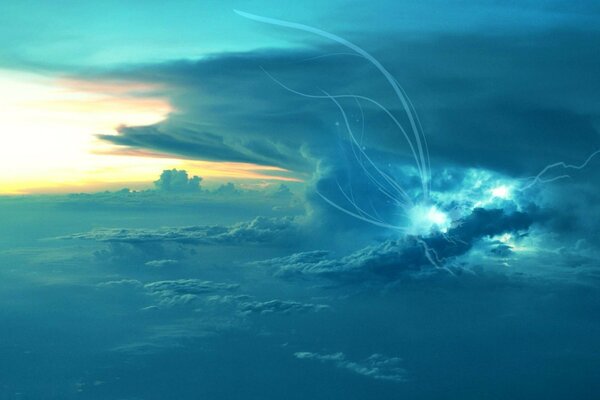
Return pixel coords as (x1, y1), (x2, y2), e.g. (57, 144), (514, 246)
(0, 0), (337, 68)
(2, 0), (598, 70)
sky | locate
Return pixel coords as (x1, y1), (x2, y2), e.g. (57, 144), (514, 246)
(1, 1), (600, 399)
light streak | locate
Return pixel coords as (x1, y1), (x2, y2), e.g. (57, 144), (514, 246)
(236, 10), (439, 236)
(519, 149), (600, 191)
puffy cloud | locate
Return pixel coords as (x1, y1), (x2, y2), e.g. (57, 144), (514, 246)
(154, 169), (202, 192)
(212, 182), (241, 196)
(294, 352), (407, 382)
(269, 184), (294, 199)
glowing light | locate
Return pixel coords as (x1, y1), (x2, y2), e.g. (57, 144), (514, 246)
(491, 185), (511, 199)
(408, 205), (451, 235)
(237, 10), (434, 233)
(427, 207), (448, 227)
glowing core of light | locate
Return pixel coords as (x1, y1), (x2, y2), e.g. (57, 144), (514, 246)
(491, 185), (511, 199)
(408, 205), (451, 235)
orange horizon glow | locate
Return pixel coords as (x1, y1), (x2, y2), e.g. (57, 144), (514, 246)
(0, 70), (302, 195)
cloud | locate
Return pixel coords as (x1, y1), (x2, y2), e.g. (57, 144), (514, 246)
(62, 216), (299, 246)
(153, 169), (202, 192)
(268, 183), (294, 199)
(212, 182), (241, 196)
(99, 123), (282, 167)
(144, 279), (239, 296)
(92, 28), (600, 175)
(238, 299), (330, 315)
(257, 206), (540, 282)
(264, 241), (425, 282)
(98, 278), (240, 308)
(205, 294), (254, 304)
(145, 279), (239, 308)
(294, 351), (407, 382)
(202, 294), (331, 316)
(45, 15), (600, 290)
(144, 259), (179, 268)
(8, 8), (598, 251)
(77, 26), (600, 245)
(96, 279), (143, 288)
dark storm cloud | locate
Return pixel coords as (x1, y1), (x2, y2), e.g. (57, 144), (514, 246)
(82, 26), (600, 240)
(259, 207), (540, 282)
(99, 125), (266, 166)
(95, 28), (600, 176)
(98, 48), (354, 172)
(451, 207), (537, 243)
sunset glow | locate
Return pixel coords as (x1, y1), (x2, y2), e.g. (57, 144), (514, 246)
(0, 70), (298, 194)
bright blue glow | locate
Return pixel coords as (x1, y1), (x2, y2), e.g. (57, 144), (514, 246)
(491, 185), (511, 199)
(408, 205), (451, 235)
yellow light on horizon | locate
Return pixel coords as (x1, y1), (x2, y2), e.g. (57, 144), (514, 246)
(0, 70), (301, 194)
(0, 70), (176, 194)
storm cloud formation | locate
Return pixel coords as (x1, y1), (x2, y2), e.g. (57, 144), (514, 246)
(255, 206), (539, 282)
(59, 12), (599, 285)
(1, 2), (600, 400)
(96, 29), (600, 173)
(90, 23), (600, 240)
